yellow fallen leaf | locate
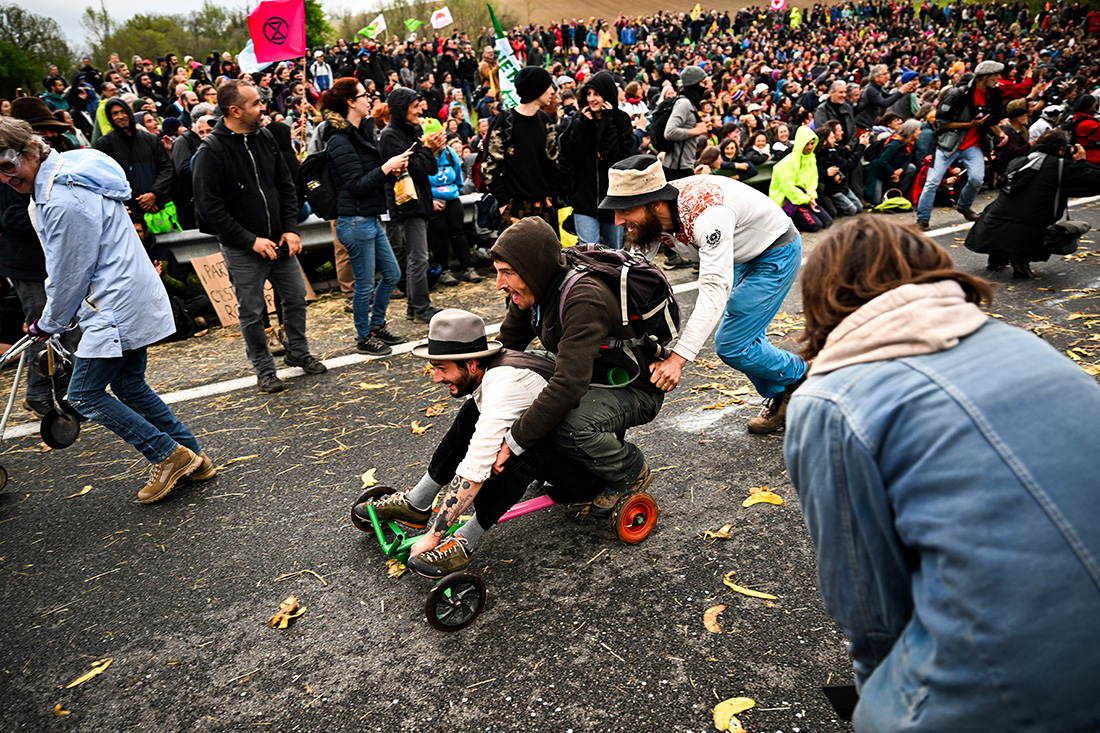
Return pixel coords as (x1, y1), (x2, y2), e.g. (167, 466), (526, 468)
(702, 402), (729, 410)
(411, 421), (432, 435)
(713, 697), (755, 730)
(703, 605), (726, 633)
(1067, 350), (1083, 362)
(717, 386), (752, 397)
(358, 382), (388, 390)
(65, 658), (113, 689)
(64, 485), (93, 499)
(723, 571), (777, 600)
(360, 468), (378, 489)
(220, 455), (258, 467)
(742, 488), (783, 507)
(424, 403), (446, 417)
(267, 596), (306, 629)
(386, 558), (408, 578)
(53, 703), (70, 716)
(704, 523), (734, 540)
(692, 382), (726, 391)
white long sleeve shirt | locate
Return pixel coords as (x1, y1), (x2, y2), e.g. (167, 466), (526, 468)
(639, 175), (795, 362)
(457, 365), (549, 483)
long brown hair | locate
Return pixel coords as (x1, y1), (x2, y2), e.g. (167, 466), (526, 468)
(799, 217), (995, 360)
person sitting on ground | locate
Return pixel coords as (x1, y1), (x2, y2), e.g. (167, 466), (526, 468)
(864, 118), (920, 205)
(814, 122), (864, 218)
(744, 131), (772, 166)
(786, 216), (1100, 732)
(769, 125), (833, 232)
(354, 309), (606, 577)
(716, 138), (758, 181)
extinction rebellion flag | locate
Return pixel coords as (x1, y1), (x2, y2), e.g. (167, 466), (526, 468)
(248, 0), (307, 64)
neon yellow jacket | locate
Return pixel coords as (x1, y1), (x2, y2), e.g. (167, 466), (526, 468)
(768, 125), (819, 206)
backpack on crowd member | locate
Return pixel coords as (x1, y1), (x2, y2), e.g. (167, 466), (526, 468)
(862, 130), (891, 162)
(648, 95), (683, 153)
(556, 244), (681, 383)
(297, 146), (339, 220)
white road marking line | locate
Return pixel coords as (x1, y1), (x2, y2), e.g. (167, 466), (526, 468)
(9, 195), (1100, 441)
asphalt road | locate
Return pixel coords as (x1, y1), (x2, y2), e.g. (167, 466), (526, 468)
(2, 197), (1098, 733)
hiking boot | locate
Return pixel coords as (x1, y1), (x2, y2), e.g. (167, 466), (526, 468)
(957, 207), (980, 222)
(1012, 261), (1033, 279)
(747, 377), (806, 435)
(183, 451), (217, 481)
(590, 461), (654, 519)
(284, 353), (328, 374)
(460, 267), (483, 283)
(370, 324), (403, 345)
(138, 445), (202, 503)
(356, 335), (393, 356)
(266, 326), (286, 356)
(915, 220), (931, 232)
(353, 490), (432, 529)
(407, 536), (471, 578)
(258, 373), (286, 393)
(438, 271), (460, 286)
(391, 286), (406, 300)
(407, 306), (442, 324)
(22, 398), (52, 417)
(662, 251), (692, 270)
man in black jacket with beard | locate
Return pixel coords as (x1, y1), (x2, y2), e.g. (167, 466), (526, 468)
(93, 98), (174, 216)
(192, 80), (327, 394)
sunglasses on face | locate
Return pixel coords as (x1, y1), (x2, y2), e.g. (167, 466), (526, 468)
(0, 146), (27, 177)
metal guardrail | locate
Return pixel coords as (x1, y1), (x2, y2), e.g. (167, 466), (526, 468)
(160, 194), (481, 264)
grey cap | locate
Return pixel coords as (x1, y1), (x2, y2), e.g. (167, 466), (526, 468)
(974, 60), (1005, 76)
(680, 66), (707, 88)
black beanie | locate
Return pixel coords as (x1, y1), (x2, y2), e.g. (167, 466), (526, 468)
(515, 66), (552, 104)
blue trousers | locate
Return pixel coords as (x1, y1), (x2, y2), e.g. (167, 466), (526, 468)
(714, 237), (807, 399)
(916, 145), (984, 222)
(336, 215), (402, 338)
(574, 213), (624, 250)
(68, 347), (201, 463)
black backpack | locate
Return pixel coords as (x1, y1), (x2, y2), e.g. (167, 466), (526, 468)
(557, 245), (681, 380)
(862, 131), (891, 162)
(298, 143), (339, 221)
(648, 95), (683, 153)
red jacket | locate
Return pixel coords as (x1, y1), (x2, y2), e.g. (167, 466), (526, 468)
(1070, 113), (1100, 165)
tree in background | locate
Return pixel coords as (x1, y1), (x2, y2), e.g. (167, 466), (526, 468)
(305, 0), (335, 51)
(0, 4), (73, 97)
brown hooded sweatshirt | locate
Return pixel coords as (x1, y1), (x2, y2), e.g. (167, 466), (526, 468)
(490, 218), (660, 453)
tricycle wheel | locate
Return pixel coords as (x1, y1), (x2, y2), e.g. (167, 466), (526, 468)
(612, 492), (658, 544)
(0, 464), (7, 491)
(425, 572), (486, 632)
(350, 486), (398, 532)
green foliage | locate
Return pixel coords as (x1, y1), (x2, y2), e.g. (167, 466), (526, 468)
(0, 3), (73, 94)
(305, 0), (335, 51)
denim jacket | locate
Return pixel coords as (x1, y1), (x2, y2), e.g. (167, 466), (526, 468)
(785, 321), (1100, 732)
(33, 150), (173, 358)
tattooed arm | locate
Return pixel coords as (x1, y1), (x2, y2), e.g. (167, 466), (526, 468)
(409, 474), (484, 556)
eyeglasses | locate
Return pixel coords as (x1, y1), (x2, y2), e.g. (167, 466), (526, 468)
(0, 146), (27, 177)
(353, 92), (369, 100)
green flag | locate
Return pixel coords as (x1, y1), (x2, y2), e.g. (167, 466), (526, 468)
(405, 18), (424, 32)
(487, 3), (505, 39)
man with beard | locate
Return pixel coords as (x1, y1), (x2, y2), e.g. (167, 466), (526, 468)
(93, 98), (174, 217)
(353, 309), (604, 577)
(602, 155), (807, 435)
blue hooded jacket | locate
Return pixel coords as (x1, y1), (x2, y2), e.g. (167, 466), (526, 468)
(33, 149), (173, 358)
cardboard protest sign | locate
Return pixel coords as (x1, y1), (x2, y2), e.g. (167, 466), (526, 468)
(191, 253), (315, 326)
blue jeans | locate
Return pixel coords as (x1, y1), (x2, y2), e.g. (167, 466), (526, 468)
(336, 216), (402, 338)
(916, 145), (984, 222)
(830, 189), (862, 217)
(714, 237), (807, 399)
(574, 213), (624, 250)
(220, 247), (310, 378)
(68, 347), (200, 463)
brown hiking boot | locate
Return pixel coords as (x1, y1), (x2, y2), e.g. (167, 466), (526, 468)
(183, 451), (216, 482)
(407, 536), (471, 578)
(747, 376), (806, 435)
(590, 461), (654, 518)
(138, 445), (202, 503)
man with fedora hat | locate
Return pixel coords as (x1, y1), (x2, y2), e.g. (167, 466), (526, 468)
(601, 154), (807, 435)
(353, 309), (603, 577)
(915, 60), (1006, 230)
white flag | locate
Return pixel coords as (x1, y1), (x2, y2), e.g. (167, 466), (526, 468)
(494, 37), (522, 109)
(430, 6), (453, 29)
(360, 13), (387, 40)
(237, 39), (262, 74)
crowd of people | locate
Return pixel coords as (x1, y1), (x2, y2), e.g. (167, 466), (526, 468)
(3, 2), (1100, 729)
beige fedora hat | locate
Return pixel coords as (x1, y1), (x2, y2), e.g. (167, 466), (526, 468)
(411, 309), (503, 361)
(599, 154), (680, 210)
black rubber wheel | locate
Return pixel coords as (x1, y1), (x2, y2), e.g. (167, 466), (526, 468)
(0, 464), (7, 492)
(40, 410), (80, 449)
(425, 572), (487, 631)
(611, 492), (659, 544)
(350, 486), (398, 532)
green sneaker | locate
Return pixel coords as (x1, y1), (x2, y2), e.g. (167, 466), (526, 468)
(353, 491), (431, 529)
(407, 536), (471, 578)
(590, 461), (654, 519)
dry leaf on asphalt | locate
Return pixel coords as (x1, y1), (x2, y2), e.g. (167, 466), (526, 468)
(703, 605), (727, 633)
(386, 559), (408, 578)
(704, 523), (734, 540)
(411, 421), (432, 435)
(742, 487), (783, 508)
(713, 697), (755, 731)
(722, 571), (778, 600)
(360, 468), (378, 489)
(53, 704), (71, 716)
(424, 403), (446, 417)
(65, 658), (113, 688)
(267, 595), (306, 629)
(358, 382), (388, 390)
(63, 485), (93, 499)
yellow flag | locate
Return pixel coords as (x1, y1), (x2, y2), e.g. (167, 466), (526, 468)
(690, 2), (701, 20)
